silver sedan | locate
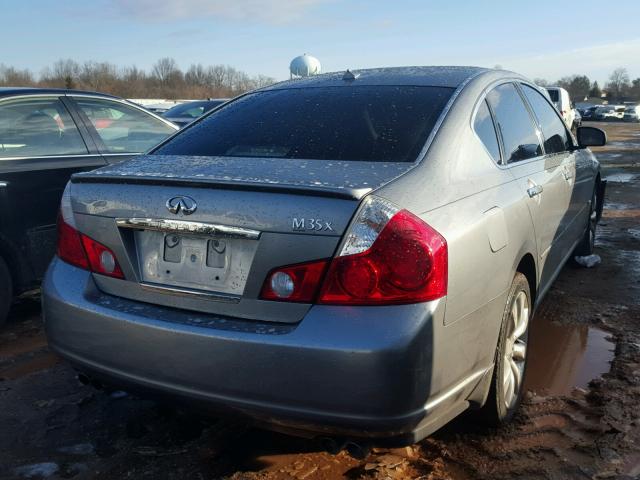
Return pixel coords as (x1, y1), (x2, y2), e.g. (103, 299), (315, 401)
(43, 66), (606, 447)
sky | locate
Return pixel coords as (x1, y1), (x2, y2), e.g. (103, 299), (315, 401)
(2, 0), (640, 85)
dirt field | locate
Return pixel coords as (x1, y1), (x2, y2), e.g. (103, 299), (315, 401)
(1, 122), (639, 480)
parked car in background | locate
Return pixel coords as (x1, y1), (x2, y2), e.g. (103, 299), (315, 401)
(581, 106), (599, 121)
(44, 67), (607, 447)
(144, 103), (176, 115)
(0, 88), (178, 324)
(623, 105), (640, 122)
(612, 106), (626, 120)
(573, 109), (582, 128)
(162, 99), (228, 128)
(594, 105), (625, 121)
(545, 86), (576, 129)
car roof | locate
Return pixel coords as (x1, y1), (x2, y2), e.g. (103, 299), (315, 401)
(261, 66), (490, 91)
(0, 87), (120, 99)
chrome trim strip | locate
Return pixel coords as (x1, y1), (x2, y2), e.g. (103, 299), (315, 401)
(0, 153), (102, 161)
(116, 218), (261, 240)
(0, 181), (7, 187)
(139, 282), (241, 303)
(0, 93), (178, 130)
(66, 94), (179, 129)
(423, 368), (488, 411)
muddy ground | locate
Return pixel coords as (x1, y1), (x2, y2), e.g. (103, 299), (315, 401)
(1, 122), (639, 480)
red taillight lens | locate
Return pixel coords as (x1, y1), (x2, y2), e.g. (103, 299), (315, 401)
(318, 210), (447, 305)
(259, 208), (447, 306)
(260, 259), (329, 302)
(57, 213), (89, 270)
(56, 212), (124, 279)
(80, 235), (124, 279)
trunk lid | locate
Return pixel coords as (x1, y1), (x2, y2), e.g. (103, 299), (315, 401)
(69, 155), (413, 323)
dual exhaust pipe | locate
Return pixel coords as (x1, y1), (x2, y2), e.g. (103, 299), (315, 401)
(319, 437), (371, 459)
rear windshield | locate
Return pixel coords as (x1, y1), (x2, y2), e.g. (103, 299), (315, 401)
(547, 90), (560, 102)
(153, 86), (453, 162)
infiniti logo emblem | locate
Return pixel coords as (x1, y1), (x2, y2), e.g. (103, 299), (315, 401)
(166, 196), (197, 215)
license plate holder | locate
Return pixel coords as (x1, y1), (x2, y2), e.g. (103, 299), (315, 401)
(134, 230), (258, 296)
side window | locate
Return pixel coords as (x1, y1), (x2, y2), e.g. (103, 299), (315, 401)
(486, 83), (542, 163)
(521, 85), (571, 154)
(74, 98), (175, 153)
(473, 100), (501, 163)
(0, 97), (88, 158)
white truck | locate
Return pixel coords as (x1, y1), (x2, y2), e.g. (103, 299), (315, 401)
(545, 87), (576, 130)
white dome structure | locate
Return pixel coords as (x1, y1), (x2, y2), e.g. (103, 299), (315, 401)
(290, 54), (321, 78)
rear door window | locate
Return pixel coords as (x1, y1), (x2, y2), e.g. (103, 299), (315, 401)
(0, 97), (88, 158)
(154, 86), (454, 162)
(546, 90), (559, 102)
(74, 98), (176, 153)
(486, 83), (542, 164)
(473, 100), (501, 163)
(521, 85), (572, 154)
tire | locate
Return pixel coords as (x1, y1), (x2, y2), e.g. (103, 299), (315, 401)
(480, 272), (531, 426)
(574, 188), (597, 257)
(0, 256), (12, 326)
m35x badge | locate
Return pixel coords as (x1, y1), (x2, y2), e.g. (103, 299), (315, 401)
(292, 218), (334, 232)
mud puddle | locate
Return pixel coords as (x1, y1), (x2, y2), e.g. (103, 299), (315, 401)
(525, 315), (614, 395)
(605, 172), (638, 183)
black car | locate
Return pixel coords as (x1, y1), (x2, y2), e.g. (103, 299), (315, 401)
(0, 88), (178, 324)
(581, 106), (598, 121)
(162, 99), (228, 127)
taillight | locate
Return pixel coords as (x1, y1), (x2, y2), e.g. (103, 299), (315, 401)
(56, 212), (124, 279)
(57, 213), (89, 270)
(80, 234), (124, 279)
(259, 196), (448, 306)
(318, 207), (447, 305)
(260, 259), (329, 302)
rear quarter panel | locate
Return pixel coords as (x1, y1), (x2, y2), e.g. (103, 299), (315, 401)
(375, 72), (539, 399)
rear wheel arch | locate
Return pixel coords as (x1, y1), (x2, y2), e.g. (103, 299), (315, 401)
(515, 253), (537, 305)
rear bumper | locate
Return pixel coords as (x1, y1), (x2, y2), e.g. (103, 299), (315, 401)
(43, 258), (473, 443)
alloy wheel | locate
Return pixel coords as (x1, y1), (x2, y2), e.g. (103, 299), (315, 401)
(502, 290), (529, 409)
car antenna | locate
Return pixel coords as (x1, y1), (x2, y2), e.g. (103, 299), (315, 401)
(342, 69), (359, 81)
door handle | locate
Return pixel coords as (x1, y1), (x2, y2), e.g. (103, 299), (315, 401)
(563, 169), (573, 181)
(527, 184), (543, 198)
(0, 181), (8, 188)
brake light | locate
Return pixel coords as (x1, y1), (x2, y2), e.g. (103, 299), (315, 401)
(57, 213), (89, 270)
(56, 212), (124, 279)
(318, 208), (447, 305)
(260, 259), (329, 302)
(259, 196), (448, 305)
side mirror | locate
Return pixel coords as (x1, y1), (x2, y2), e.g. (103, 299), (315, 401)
(576, 126), (606, 148)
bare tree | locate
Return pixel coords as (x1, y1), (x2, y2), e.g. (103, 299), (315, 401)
(0, 58), (275, 98)
(0, 65), (35, 86)
(556, 75), (591, 100)
(79, 61), (118, 91)
(185, 64), (208, 87)
(152, 58), (182, 86)
(606, 67), (631, 101)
